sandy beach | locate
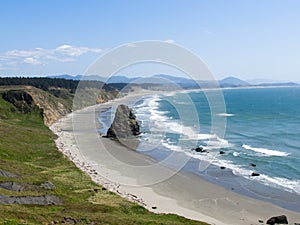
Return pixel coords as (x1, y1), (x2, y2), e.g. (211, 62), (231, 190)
(50, 93), (300, 225)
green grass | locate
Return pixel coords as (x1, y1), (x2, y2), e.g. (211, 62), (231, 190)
(0, 92), (208, 225)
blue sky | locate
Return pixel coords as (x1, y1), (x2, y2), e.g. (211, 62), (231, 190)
(1, 0), (300, 81)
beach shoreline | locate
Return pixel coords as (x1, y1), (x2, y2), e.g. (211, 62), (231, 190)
(50, 91), (300, 225)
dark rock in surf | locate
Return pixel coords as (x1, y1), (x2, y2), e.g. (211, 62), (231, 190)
(193, 147), (208, 153)
(219, 151), (225, 155)
(220, 166), (226, 170)
(251, 172), (260, 177)
(106, 104), (140, 138)
(250, 163), (256, 167)
(266, 215), (288, 225)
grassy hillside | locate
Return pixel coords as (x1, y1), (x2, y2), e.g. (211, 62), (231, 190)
(0, 89), (207, 224)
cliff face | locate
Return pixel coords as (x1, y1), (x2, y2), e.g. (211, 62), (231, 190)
(0, 83), (119, 127)
(2, 90), (36, 113)
(106, 104), (140, 138)
(25, 87), (71, 126)
(96, 90), (119, 104)
(1, 87), (71, 126)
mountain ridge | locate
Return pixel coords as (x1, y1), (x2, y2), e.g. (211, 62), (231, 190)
(47, 74), (299, 88)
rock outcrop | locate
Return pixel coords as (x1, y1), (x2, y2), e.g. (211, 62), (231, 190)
(266, 215), (288, 225)
(0, 194), (62, 205)
(40, 181), (56, 190)
(0, 182), (24, 192)
(0, 169), (18, 178)
(106, 104), (140, 138)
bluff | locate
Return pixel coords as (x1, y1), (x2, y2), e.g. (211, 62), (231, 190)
(106, 104), (140, 138)
(0, 79), (120, 126)
(1, 86), (71, 126)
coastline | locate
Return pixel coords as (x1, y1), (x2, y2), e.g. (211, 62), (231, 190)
(50, 91), (300, 225)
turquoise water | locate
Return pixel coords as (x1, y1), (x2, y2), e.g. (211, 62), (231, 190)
(133, 87), (300, 209)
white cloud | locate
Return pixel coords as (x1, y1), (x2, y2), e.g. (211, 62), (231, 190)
(0, 44), (103, 68)
(55, 44), (102, 57)
(24, 57), (42, 65)
(6, 48), (48, 58)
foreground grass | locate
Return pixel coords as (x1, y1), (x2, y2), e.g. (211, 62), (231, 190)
(0, 96), (208, 225)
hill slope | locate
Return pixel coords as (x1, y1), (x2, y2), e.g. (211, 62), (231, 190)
(219, 76), (249, 87)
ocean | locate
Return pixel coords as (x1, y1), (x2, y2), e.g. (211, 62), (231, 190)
(99, 87), (300, 211)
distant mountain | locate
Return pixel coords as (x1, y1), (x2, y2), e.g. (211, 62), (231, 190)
(257, 82), (299, 87)
(46, 74), (298, 89)
(246, 78), (284, 85)
(48, 74), (109, 81)
(106, 76), (138, 84)
(151, 74), (199, 88)
(47, 74), (139, 83)
(48, 74), (82, 80)
(219, 76), (249, 87)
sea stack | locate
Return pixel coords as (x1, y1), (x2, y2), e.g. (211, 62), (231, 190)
(106, 104), (140, 138)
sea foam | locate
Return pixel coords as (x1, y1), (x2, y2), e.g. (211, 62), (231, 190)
(134, 93), (299, 195)
(242, 144), (290, 157)
(217, 113), (235, 117)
